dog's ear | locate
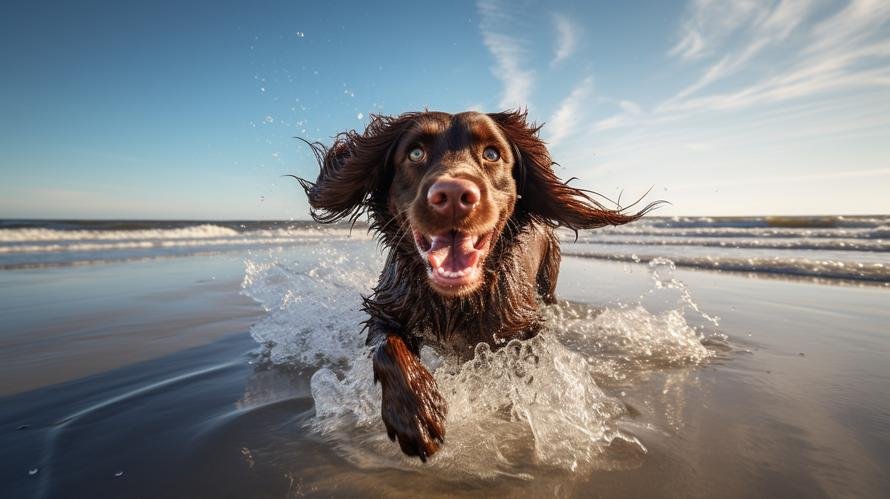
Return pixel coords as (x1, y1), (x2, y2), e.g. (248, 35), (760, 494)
(488, 109), (658, 231)
(297, 113), (417, 224)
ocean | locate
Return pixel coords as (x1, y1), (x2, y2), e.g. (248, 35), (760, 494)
(2, 216), (889, 498)
(2, 216), (888, 284)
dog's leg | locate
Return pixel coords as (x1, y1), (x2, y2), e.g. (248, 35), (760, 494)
(372, 333), (447, 461)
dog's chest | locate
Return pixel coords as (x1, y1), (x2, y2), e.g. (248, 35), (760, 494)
(414, 289), (543, 356)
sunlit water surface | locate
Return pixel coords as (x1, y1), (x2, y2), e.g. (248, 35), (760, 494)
(2, 232), (889, 498)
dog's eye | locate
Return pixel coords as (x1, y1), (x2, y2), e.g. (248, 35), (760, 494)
(483, 147), (500, 162)
(408, 147), (425, 162)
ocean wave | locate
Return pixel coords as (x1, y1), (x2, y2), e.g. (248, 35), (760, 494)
(0, 224), (361, 244)
(0, 224), (372, 262)
(0, 225), (372, 268)
(573, 225), (890, 240)
(563, 250), (890, 284)
(563, 236), (890, 252)
(3, 218), (887, 282)
(0, 235), (361, 254)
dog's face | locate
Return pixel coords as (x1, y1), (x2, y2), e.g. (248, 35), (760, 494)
(387, 112), (518, 297)
(302, 109), (651, 300)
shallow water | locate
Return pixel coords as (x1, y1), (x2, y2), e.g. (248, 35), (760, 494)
(2, 237), (890, 498)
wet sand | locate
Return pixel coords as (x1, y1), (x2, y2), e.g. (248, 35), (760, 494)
(0, 255), (264, 396)
(2, 249), (890, 498)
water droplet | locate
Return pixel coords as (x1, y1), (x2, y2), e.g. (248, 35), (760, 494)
(295, 31), (304, 37)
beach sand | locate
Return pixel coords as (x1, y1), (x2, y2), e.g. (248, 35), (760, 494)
(2, 243), (890, 498)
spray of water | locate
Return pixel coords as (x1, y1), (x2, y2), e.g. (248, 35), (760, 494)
(241, 241), (722, 477)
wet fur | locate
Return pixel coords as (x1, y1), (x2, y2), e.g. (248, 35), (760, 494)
(298, 110), (656, 461)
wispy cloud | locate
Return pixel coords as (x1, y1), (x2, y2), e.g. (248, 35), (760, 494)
(668, 0), (768, 61)
(589, 0), (890, 138)
(467, 0), (890, 215)
(667, 0), (814, 103)
(546, 77), (594, 146)
(551, 14), (578, 66)
(583, 91), (890, 165)
(477, 0), (535, 109)
(661, 0), (890, 113)
(592, 99), (644, 132)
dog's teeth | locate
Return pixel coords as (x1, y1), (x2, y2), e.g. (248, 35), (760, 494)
(434, 266), (474, 279)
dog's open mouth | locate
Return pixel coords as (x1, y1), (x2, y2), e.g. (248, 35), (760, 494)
(412, 228), (493, 290)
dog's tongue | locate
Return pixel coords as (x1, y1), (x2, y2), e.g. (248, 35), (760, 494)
(427, 233), (479, 272)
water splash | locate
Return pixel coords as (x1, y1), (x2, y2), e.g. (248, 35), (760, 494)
(241, 242), (721, 476)
(241, 242), (381, 365)
(306, 334), (645, 476)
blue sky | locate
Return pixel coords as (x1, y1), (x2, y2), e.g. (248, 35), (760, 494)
(1, 0), (888, 219)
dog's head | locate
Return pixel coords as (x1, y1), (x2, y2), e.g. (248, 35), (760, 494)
(300, 110), (650, 297)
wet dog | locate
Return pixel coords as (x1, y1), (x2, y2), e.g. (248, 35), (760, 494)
(298, 110), (652, 461)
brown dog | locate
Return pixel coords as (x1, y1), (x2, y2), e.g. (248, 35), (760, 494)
(298, 110), (652, 461)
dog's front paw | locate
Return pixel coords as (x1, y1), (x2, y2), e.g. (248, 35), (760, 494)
(380, 364), (447, 461)
(373, 336), (447, 462)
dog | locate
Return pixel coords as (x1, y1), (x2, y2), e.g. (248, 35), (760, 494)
(298, 110), (652, 461)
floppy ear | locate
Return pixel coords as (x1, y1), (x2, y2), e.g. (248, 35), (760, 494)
(488, 109), (659, 230)
(296, 113), (418, 224)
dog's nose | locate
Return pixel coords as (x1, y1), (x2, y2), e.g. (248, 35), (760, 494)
(427, 178), (481, 218)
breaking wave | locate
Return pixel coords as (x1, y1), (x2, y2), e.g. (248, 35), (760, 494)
(0, 223), (368, 268)
(563, 250), (890, 284)
(555, 215), (890, 285)
(2, 216), (886, 284)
